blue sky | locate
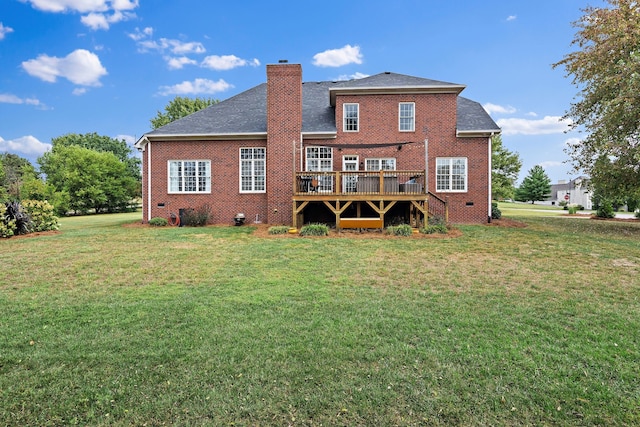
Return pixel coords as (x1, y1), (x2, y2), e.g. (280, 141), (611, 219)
(1, 0), (604, 184)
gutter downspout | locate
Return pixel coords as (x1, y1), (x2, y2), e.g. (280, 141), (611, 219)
(487, 133), (495, 223)
(424, 138), (428, 193)
(147, 141), (152, 222)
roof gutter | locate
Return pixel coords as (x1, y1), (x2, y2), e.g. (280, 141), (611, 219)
(135, 132), (269, 149)
(456, 129), (502, 138)
(329, 85), (466, 106)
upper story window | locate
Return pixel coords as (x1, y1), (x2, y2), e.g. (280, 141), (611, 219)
(365, 158), (396, 171)
(436, 157), (467, 192)
(168, 160), (211, 193)
(343, 103), (359, 132)
(240, 148), (266, 193)
(399, 102), (415, 132)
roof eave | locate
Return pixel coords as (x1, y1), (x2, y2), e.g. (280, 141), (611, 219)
(302, 131), (337, 140)
(329, 85), (466, 106)
(456, 129), (501, 138)
(135, 132), (268, 149)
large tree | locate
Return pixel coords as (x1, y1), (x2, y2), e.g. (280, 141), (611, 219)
(44, 133), (141, 183)
(39, 145), (138, 214)
(0, 153), (40, 200)
(491, 134), (522, 200)
(151, 96), (218, 129)
(553, 0), (640, 202)
(515, 165), (552, 204)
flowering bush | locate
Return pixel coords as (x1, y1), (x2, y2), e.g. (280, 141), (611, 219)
(21, 200), (59, 232)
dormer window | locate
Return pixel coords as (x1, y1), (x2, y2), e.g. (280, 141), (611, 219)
(343, 103), (359, 132)
(399, 102), (415, 132)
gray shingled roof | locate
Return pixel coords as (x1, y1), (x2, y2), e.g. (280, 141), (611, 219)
(143, 72), (499, 139)
(457, 97), (501, 133)
(332, 72), (463, 90)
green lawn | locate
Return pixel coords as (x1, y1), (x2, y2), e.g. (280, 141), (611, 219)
(1, 212), (639, 425)
(498, 201), (583, 217)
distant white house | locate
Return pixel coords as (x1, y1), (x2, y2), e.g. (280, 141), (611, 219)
(544, 177), (593, 209)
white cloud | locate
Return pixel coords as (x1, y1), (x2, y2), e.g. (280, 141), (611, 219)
(497, 115), (573, 135)
(0, 93), (44, 107)
(22, 49), (107, 86)
(201, 55), (260, 70)
(136, 37), (205, 55)
(72, 87), (87, 95)
(0, 135), (52, 156)
(335, 72), (369, 81)
(128, 26), (153, 41)
(21, 0), (108, 13)
(158, 78), (233, 96)
(507, 15), (517, 21)
(313, 44), (363, 67)
(115, 134), (136, 145)
(538, 161), (563, 169)
(0, 22), (14, 40)
(81, 10), (135, 30)
(483, 103), (516, 115)
(128, 28), (261, 72)
(20, 0), (138, 30)
(165, 56), (197, 70)
(129, 29), (208, 68)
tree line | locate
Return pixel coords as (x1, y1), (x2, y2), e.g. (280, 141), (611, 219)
(0, 97), (218, 217)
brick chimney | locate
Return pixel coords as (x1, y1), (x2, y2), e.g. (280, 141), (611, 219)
(266, 62), (302, 225)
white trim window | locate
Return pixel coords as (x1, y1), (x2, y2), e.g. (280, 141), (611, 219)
(365, 158), (396, 171)
(306, 146), (333, 172)
(240, 147), (266, 193)
(436, 157), (467, 192)
(168, 160), (211, 193)
(343, 103), (359, 132)
(399, 102), (415, 132)
(306, 146), (333, 192)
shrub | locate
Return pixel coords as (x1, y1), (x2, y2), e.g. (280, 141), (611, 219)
(559, 200), (568, 207)
(149, 217), (168, 227)
(428, 215), (447, 226)
(385, 224), (413, 236)
(4, 201), (31, 235)
(420, 224), (448, 235)
(21, 200), (59, 232)
(568, 205), (578, 214)
(491, 202), (502, 219)
(299, 223), (329, 236)
(596, 200), (615, 218)
(181, 204), (212, 226)
(635, 210), (640, 219)
(268, 225), (290, 235)
(0, 203), (16, 238)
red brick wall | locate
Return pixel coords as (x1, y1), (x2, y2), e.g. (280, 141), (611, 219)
(142, 139), (269, 225)
(429, 137), (490, 224)
(334, 93), (489, 223)
(266, 63), (302, 225)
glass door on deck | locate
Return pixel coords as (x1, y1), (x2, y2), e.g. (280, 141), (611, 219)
(342, 155), (358, 192)
(306, 146), (333, 192)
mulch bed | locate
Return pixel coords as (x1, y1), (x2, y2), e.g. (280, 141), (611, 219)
(250, 223), (463, 239)
(487, 217), (528, 228)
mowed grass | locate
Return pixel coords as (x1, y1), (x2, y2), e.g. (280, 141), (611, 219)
(1, 212), (639, 426)
(498, 201), (581, 217)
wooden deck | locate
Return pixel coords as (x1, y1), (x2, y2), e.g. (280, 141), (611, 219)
(292, 170), (447, 229)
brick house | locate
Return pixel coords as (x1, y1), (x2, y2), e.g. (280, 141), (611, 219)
(135, 62), (500, 227)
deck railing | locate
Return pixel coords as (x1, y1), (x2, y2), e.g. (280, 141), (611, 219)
(294, 170), (426, 196)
